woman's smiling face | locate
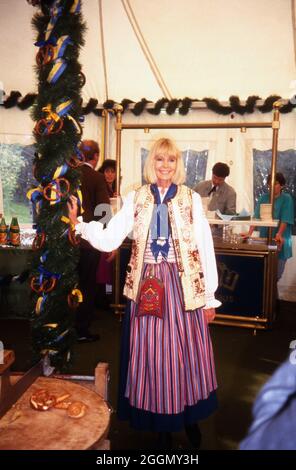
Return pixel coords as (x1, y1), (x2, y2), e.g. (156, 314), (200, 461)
(154, 153), (177, 187)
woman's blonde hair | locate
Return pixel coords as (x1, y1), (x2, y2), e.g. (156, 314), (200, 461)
(143, 138), (185, 185)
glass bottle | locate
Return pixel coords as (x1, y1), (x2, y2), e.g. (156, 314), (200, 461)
(9, 216), (20, 246)
(0, 214), (8, 245)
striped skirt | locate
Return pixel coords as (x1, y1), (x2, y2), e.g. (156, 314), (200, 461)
(117, 261), (218, 431)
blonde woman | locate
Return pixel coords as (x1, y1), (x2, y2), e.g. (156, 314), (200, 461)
(68, 138), (221, 449)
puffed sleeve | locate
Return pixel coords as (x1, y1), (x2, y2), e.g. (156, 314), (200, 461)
(75, 191), (135, 252)
(192, 192), (221, 309)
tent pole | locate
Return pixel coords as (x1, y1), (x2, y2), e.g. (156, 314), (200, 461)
(101, 109), (113, 162)
(268, 102), (281, 244)
(113, 105), (123, 318)
(114, 105), (123, 197)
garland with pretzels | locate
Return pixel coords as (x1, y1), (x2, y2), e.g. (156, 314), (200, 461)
(27, 0), (86, 368)
(3, 90), (296, 115)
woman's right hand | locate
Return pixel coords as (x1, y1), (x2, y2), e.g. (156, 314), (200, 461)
(67, 195), (79, 226)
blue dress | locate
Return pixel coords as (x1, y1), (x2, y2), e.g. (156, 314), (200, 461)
(254, 192), (294, 260)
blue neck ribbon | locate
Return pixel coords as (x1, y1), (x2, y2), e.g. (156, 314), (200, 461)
(150, 183), (177, 261)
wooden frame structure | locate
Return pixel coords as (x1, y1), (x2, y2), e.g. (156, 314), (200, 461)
(108, 103), (281, 328)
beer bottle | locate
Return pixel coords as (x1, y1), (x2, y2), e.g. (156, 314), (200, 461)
(0, 214), (8, 245)
(9, 216), (20, 246)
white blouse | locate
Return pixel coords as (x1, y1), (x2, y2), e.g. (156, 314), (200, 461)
(75, 190), (221, 309)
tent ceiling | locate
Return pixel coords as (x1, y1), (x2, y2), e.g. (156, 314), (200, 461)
(0, 0), (295, 103)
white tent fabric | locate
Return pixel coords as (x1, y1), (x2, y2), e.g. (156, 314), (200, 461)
(0, 0), (296, 301)
(0, 0), (295, 102)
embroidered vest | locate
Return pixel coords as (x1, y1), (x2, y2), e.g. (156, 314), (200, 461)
(123, 185), (205, 310)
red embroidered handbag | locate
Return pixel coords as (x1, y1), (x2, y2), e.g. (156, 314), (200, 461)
(137, 275), (164, 319)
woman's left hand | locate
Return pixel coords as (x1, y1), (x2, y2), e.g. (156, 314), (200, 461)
(203, 308), (216, 323)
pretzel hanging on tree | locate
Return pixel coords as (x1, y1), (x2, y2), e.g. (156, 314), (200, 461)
(34, 115), (63, 136)
(36, 44), (55, 66)
(30, 276), (57, 294)
(34, 101), (72, 136)
(43, 177), (70, 203)
(66, 156), (82, 168)
(66, 147), (85, 168)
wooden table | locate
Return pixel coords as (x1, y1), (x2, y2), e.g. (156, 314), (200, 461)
(0, 375), (111, 450)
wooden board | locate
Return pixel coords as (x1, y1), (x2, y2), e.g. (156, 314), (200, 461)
(0, 376), (110, 450)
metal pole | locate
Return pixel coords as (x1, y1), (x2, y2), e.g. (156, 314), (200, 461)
(121, 122), (273, 130)
(101, 109), (111, 161)
(114, 105), (122, 196)
(268, 102), (281, 244)
(100, 110), (106, 167)
(113, 105), (123, 317)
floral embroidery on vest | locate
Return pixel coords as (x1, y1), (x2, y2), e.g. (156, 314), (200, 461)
(123, 185), (205, 310)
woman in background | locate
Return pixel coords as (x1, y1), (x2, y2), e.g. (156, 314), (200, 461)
(244, 172), (294, 281)
(99, 159), (117, 197)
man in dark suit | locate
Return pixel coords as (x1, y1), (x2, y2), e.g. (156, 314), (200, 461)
(195, 162), (236, 215)
(76, 140), (110, 342)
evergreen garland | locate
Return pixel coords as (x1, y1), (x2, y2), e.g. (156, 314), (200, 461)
(3, 90), (295, 115)
(28, 0), (86, 369)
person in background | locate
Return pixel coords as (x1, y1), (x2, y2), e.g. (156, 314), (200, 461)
(68, 137), (221, 449)
(96, 159), (118, 309)
(76, 140), (110, 342)
(195, 162), (236, 215)
(243, 172), (294, 281)
(98, 159), (117, 197)
(240, 357), (296, 450)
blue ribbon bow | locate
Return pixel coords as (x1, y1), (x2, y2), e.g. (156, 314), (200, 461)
(150, 183), (177, 261)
